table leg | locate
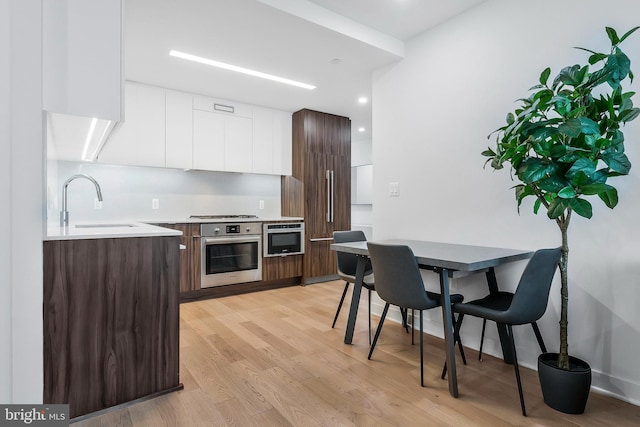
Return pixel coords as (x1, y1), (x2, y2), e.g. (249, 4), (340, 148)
(344, 255), (367, 344)
(439, 268), (458, 397)
(485, 268), (514, 364)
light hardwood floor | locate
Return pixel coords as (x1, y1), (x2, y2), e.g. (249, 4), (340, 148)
(74, 281), (640, 426)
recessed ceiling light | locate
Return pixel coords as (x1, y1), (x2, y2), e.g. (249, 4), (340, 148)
(358, 127), (365, 132)
(169, 50), (316, 90)
(358, 97), (368, 104)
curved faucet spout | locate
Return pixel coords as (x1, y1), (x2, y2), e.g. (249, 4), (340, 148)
(60, 174), (103, 226)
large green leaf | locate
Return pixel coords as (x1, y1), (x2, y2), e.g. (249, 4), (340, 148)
(589, 52), (608, 65)
(481, 148), (496, 157)
(606, 27), (620, 45)
(540, 67), (551, 86)
(515, 185), (535, 212)
(537, 175), (569, 192)
(553, 64), (582, 87)
(599, 187), (619, 208)
(547, 197), (570, 219)
(571, 198), (593, 218)
(619, 107), (640, 123)
(608, 51), (632, 86)
(619, 26), (640, 43)
(567, 158), (597, 178)
(558, 119), (582, 138)
(517, 159), (554, 183)
(580, 183), (612, 195)
(533, 197), (543, 214)
(557, 117), (599, 138)
(558, 186), (576, 198)
(602, 151), (632, 174)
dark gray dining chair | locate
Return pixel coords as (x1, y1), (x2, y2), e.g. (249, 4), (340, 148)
(332, 230), (376, 344)
(451, 247), (561, 416)
(367, 242), (466, 387)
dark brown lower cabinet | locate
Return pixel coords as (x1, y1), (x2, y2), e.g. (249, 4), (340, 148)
(262, 254), (303, 281)
(43, 236), (181, 419)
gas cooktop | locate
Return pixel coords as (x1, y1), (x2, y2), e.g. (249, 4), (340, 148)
(189, 214), (259, 220)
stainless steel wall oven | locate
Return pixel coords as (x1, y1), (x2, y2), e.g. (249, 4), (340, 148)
(201, 222), (262, 288)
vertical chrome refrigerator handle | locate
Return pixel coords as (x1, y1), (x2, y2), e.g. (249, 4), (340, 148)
(330, 170), (335, 222)
(326, 169), (331, 222)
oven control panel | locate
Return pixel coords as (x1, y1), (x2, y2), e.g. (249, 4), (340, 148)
(201, 222), (262, 237)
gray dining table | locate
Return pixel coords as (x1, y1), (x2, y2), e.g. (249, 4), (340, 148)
(330, 238), (533, 397)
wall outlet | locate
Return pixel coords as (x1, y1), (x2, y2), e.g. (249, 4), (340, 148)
(94, 198), (103, 209)
(259, 200), (265, 210)
(152, 198), (160, 209)
(389, 182), (400, 197)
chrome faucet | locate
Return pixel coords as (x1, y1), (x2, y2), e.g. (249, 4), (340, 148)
(60, 174), (103, 226)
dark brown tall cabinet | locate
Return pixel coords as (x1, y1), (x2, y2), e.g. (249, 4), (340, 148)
(282, 109), (351, 283)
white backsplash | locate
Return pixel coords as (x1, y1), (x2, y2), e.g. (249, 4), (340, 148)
(48, 161), (282, 224)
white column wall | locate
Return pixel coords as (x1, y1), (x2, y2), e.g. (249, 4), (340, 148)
(372, 0), (640, 404)
(0, 0), (12, 403)
(1, 0), (44, 403)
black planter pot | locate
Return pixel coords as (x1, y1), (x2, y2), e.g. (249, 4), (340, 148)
(538, 353), (591, 414)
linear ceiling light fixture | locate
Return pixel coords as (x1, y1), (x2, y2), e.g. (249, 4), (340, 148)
(169, 50), (316, 90)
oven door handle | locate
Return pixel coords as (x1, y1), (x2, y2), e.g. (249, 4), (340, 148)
(203, 236), (261, 245)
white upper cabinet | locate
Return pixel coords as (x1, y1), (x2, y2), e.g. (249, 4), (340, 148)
(193, 96), (254, 173)
(252, 107), (292, 175)
(94, 82), (291, 174)
(224, 116), (253, 173)
(43, 0), (123, 122)
(192, 110), (225, 171)
(273, 110), (293, 176)
(252, 107), (275, 174)
(165, 90), (193, 169)
(98, 83), (165, 167)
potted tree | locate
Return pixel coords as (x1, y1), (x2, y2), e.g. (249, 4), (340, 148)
(482, 26), (639, 414)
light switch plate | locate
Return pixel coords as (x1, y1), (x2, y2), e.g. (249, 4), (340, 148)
(259, 200), (265, 210)
(152, 199), (160, 209)
(389, 182), (400, 197)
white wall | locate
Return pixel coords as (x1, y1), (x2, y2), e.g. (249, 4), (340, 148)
(373, 0), (640, 404)
(48, 161), (282, 224)
(1, 0), (44, 403)
(351, 139), (373, 238)
(0, 0), (11, 403)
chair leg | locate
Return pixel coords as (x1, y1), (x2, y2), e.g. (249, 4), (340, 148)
(331, 282), (350, 328)
(507, 324), (527, 416)
(411, 308), (415, 345)
(420, 310), (424, 387)
(368, 303), (390, 360)
(531, 322), (547, 353)
(400, 308), (410, 333)
(478, 319), (487, 361)
(368, 289), (372, 345)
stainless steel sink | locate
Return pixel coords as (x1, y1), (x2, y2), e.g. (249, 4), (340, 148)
(75, 223), (137, 229)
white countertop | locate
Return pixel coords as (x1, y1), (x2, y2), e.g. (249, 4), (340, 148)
(45, 221), (183, 241)
(143, 216), (304, 224)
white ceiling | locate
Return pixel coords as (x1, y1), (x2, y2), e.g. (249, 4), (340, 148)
(307, 0), (487, 41)
(125, 0), (487, 142)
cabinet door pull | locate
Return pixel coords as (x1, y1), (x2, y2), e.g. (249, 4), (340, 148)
(309, 237), (334, 242)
